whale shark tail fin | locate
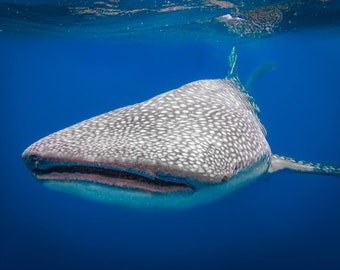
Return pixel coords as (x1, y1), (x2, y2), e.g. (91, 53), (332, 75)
(245, 63), (276, 92)
(269, 154), (340, 177)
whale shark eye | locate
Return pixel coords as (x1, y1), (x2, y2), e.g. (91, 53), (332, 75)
(28, 155), (38, 162)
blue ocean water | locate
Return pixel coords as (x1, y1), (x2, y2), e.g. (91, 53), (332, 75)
(1, 1), (340, 269)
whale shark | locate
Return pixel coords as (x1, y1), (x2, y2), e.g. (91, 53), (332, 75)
(22, 47), (340, 209)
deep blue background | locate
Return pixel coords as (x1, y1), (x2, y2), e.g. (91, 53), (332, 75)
(1, 30), (340, 270)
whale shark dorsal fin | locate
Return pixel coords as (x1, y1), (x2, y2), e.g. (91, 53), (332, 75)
(225, 47), (245, 92)
(226, 46), (239, 80)
(225, 47), (262, 116)
(269, 154), (340, 176)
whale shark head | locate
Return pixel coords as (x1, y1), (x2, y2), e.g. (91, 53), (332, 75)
(22, 48), (339, 209)
(22, 76), (271, 209)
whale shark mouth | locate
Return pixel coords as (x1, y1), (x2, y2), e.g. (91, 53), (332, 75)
(23, 156), (195, 194)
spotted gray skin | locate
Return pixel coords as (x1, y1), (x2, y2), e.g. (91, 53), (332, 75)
(23, 78), (269, 181)
(22, 48), (340, 209)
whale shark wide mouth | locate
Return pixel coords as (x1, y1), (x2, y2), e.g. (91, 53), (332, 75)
(23, 155), (195, 194)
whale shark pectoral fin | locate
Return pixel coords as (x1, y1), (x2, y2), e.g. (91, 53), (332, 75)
(269, 154), (340, 177)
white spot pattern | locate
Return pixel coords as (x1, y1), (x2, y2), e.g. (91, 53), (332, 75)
(23, 79), (271, 183)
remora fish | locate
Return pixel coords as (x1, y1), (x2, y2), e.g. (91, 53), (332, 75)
(22, 48), (340, 209)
